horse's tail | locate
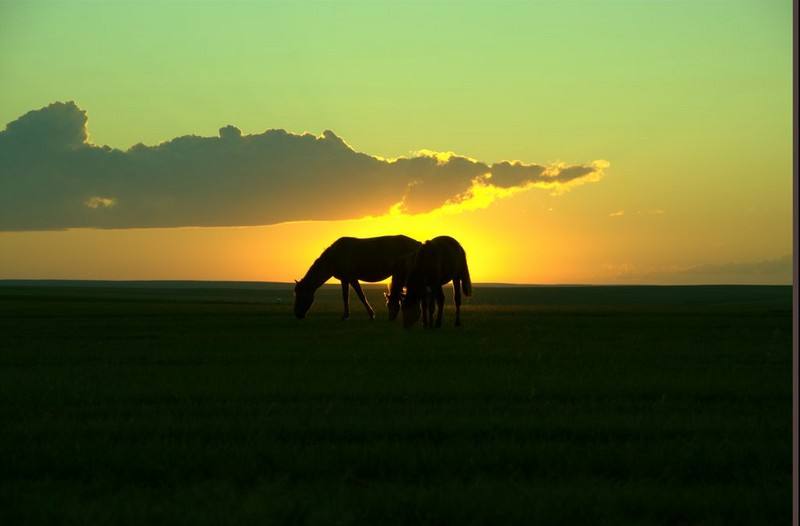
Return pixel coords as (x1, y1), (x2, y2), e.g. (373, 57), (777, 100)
(460, 254), (472, 297)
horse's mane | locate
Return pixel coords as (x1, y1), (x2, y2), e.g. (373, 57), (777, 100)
(297, 252), (329, 288)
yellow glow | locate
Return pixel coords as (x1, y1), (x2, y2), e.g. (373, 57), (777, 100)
(0, 208), (536, 284)
(412, 149), (471, 165)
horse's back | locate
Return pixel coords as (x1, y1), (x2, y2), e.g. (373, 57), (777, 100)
(325, 235), (422, 282)
(418, 236), (468, 284)
(427, 236), (465, 254)
(424, 237), (466, 263)
(330, 235), (419, 252)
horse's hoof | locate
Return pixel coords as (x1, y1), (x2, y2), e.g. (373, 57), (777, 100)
(341, 315), (350, 321)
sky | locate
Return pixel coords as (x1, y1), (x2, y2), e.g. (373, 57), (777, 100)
(0, 0), (793, 284)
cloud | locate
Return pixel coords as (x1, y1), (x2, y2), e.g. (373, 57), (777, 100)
(609, 255), (793, 285)
(0, 101), (609, 231)
(608, 208), (665, 218)
(85, 196), (116, 209)
(673, 255), (793, 280)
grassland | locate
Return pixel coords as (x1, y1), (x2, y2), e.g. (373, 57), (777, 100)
(0, 283), (793, 525)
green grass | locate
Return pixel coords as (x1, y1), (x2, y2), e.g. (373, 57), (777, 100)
(0, 283), (792, 525)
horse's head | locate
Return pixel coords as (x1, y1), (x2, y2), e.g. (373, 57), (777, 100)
(400, 289), (422, 328)
(385, 284), (404, 321)
(293, 279), (315, 319)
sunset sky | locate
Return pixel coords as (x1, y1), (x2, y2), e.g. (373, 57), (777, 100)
(0, 0), (793, 284)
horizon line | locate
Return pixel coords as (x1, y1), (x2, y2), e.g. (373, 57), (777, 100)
(0, 279), (791, 288)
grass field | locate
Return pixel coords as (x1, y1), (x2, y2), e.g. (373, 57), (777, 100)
(0, 282), (793, 525)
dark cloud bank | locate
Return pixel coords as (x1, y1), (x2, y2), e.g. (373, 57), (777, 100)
(0, 101), (608, 231)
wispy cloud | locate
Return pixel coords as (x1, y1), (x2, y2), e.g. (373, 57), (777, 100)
(85, 196), (116, 209)
(608, 255), (792, 285)
(0, 101), (609, 231)
(608, 209), (665, 218)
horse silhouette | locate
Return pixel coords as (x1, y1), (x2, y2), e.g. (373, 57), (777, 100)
(385, 250), (417, 321)
(401, 236), (472, 328)
(294, 235), (422, 319)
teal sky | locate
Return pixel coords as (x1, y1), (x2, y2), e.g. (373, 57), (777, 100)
(0, 0), (793, 283)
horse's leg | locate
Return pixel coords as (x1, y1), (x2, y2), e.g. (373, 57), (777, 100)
(425, 288), (434, 328)
(453, 278), (462, 327)
(434, 285), (445, 328)
(421, 294), (430, 328)
(341, 280), (350, 320)
(350, 281), (375, 320)
(425, 290), (432, 328)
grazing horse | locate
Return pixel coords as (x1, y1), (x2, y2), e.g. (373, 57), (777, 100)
(401, 236), (472, 328)
(294, 235), (422, 320)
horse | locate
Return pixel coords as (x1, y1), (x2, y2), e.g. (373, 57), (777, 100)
(401, 236), (472, 328)
(294, 235), (422, 320)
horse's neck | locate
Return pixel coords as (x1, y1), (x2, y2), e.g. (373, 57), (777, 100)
(389, 254), (414, 296)
(405, 251), (433, 295)
(303, 257), (333, 290)
(389, 274), (404, 297)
